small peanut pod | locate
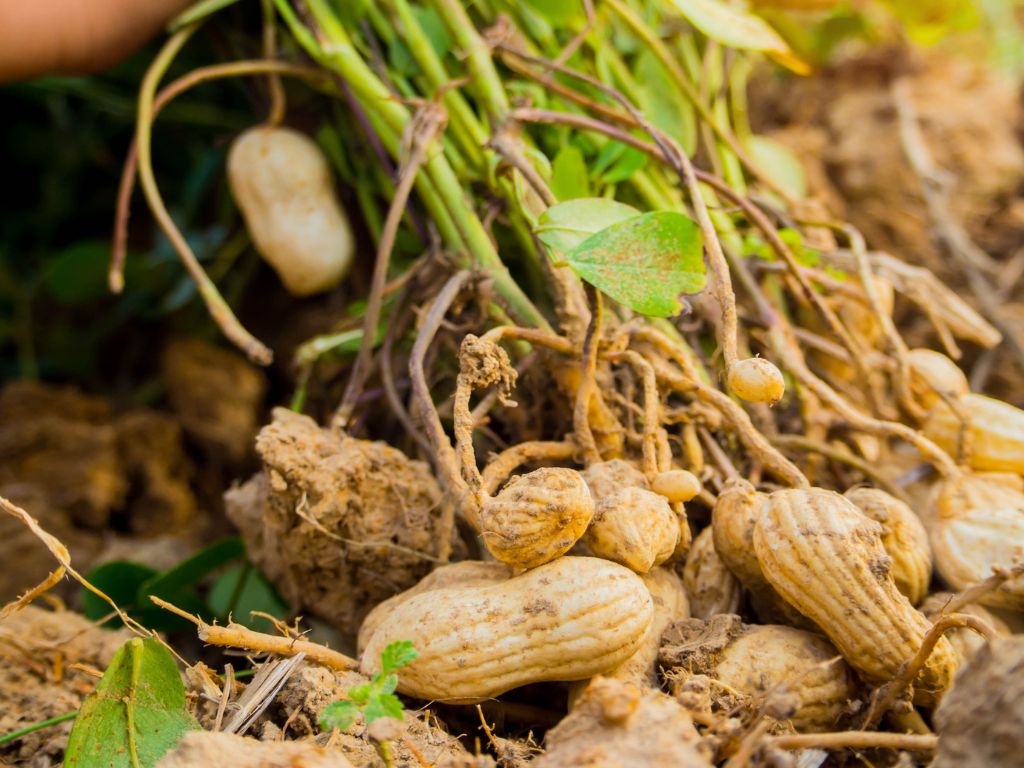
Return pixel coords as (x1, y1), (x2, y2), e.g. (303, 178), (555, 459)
(583, 486), (680, 574)
(844, 487), (932, 605)
(661, 615), (856, 733)
(711, 479), (810, 627)
(928, 474), (1024, 610)
(726, 358), (785, 404)
(753, 488), (958, 704)
(480, 467), (594, 570)
(683, 526), (742, 621)
(651, 469), (702, 503)
(906, 348), (969, 411)
(920, 592), (1010, 663)
(227, 126), (354, 296)
(361, 556), (654, 701)
(357, 560), (512, 653)
(922, 393), (1024, 473)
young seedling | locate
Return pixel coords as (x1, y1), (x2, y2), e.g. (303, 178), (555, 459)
(318, 640), (418, 733)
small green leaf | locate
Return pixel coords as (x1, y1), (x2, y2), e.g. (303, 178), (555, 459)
(348, 683), (373, 706)
(746, 135), (806, 200)
(83, 562), (159, 624)
(363, 694), (404, 725)
(565, 211), (706, 317)
(169, 0), (242, 30)
(522, 0), (582, 25)
(138, 537), (244, 605)
(535, 198), (642, 256)
(208, 563), (289, 631)
(635, 51), (697, 155)
(379, 640), (419, 674)
(319, 700), (359, 732)
(668, 0), (805, 71)
(599, 145), (648, 184)
(377, 673), (399, 695)
(43, 242), (113, 305)
(64, 638), (199, 768)
(550, 145), (591, 201)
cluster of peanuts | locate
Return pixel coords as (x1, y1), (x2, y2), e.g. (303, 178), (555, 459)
(356, 323), (1024, 753)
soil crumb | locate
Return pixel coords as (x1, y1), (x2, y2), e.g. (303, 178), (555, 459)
(157, 731), (353, 768)
(225, 408), (451, 635)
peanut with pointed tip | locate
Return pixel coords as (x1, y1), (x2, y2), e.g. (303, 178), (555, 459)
(360, 556), (654, 701)
(583, 486), (680, 574)
(844, 487), (932, 606)
(683, 527), (742, 621)
(906, 348), (969, 411)
(927, 473), (1024, 610)
(227, 126), (353, 296)
(753, 488), (958, 705)
(480, 467), (594, 570)
(651, 469), (702, 504)
(923, 393), (1024, 474)
(726, 358), (785, 404)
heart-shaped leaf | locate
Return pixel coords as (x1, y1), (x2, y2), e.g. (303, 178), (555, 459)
(65, 638), (199, 767)
(565, 211), (706, 317)
(535, 198), (642, 257)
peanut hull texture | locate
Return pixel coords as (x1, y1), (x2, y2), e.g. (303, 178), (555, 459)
(360, 556), (654, 702)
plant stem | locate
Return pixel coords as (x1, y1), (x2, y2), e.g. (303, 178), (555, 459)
(0, 712), (77, 746)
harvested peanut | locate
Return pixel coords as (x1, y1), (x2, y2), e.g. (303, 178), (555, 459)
(753, 488), (958, 704)
(726, 357), (785, 404)
(651, 469), (702, 503)
(711, 479), (810, 627)
(357, 560), (512, 653)
(907, 348), (969, 410)
(845, 487), (932, 605)
(360, 556), (654, 701)
(583, 486), (680, 574)
(927, 473), (1024, 610)
(534, 677), (710, 768)
(923, 393), (1024, 473)
(582, 459), (648, 497)
(480, 467), (594, 570)
(920, 592), (1009, 662)
(661, 615), (856, 733)
(683, 526), (742, 621)
(227, 126), (354, 296)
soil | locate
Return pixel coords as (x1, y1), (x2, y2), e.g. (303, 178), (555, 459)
(225, 408), (452, 636)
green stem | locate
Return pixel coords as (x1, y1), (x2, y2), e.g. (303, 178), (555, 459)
(0, 712), (77, 746)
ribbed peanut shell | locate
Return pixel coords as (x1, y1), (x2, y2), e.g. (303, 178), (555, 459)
(906, 348), (969, 411)
(584, 487), (680, 573)
(357, 560), (512, 653)
(361, 556), (654, 701)
(712, 479), (810, 627)
(923, 394), (1024, 473)
(683, 526), (742, 621)
(845, 487), (933, 605)
(481, 467), (594, 569)
(714, 625), (855, 732)
(928, 475), (1024, 610)
(753, 488), (958, 704)
(582, 459), (648, 498)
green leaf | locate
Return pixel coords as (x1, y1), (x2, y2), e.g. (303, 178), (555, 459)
(319, 700), (359, 732)
(535, 198), (642, 256)
(600, 145), (648, 184)
(64, 638), (199, 768)
(43, 242), (114, 305)
(522, 0), (582, 25)
(379, 640), (419, 674)
(565, 211), (706, 317)
(138, 537), (244, 606)
(635, 51), (697, 155)
(746, 135), (806, 200)
(363, 694), (404, 725)
(207, 563), (290, 631)
(83, 562), (159, 623)
(550, 145), (591, 201)
(169, 0), (242, 30)
(667, 0), (804, 71)
(348, 683), (373, 706)
(377, 673), (399, 695)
